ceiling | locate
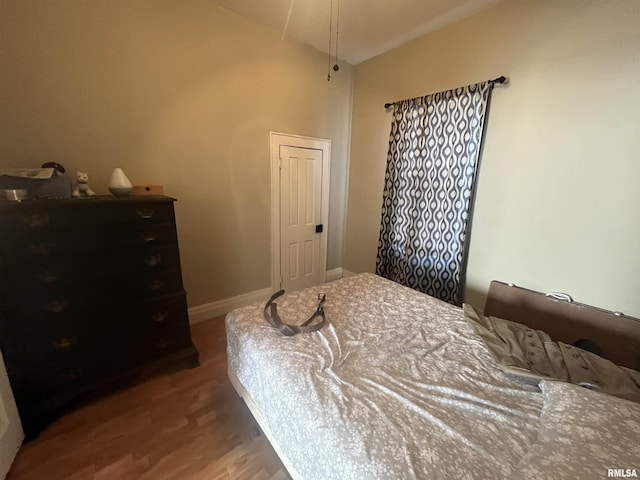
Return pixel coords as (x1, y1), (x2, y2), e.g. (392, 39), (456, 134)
(208, 0), (500, 65)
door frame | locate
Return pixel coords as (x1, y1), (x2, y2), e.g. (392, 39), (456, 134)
(269, 132), (331, 292)
(0, 350), (23, 479)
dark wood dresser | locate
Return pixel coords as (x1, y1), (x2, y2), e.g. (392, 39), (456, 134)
(0, 196), (199, 440)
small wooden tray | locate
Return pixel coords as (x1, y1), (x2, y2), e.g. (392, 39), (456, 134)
(132, 185), (164, 196)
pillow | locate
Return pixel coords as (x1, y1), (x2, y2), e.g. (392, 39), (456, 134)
(463, 304), (640, 403)
(514, 380), (640, 479)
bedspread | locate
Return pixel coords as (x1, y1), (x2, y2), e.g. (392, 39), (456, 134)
(225, 273), (639, 479)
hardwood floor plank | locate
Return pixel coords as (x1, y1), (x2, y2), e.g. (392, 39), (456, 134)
(7, 317), (289, 480)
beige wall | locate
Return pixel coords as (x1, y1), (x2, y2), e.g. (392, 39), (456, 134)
(345, 0), (640, 316)
(0, 0), (353, 307)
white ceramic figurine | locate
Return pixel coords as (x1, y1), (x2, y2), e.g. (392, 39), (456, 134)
(72, 171), (96, 197)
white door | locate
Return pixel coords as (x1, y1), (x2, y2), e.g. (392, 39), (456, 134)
(270, 133), (330, 293)
(0, 351), (23, 479)
(280, 145), (324, 291)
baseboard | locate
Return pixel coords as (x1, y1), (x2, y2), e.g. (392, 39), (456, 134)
(342, 269), (356, 278)
(189, 268), (347, 325)
(325, 267), (343, 282)
(188, 287), (272, 325)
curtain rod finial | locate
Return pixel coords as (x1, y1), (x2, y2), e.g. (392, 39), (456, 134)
(384, 102), (394, 109)
(490, 75), (508, 86)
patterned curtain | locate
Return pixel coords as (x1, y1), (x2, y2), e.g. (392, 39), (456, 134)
(375, 81), (492, 305)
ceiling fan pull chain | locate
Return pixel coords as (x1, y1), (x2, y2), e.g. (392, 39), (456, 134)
(333, 0), (340, 73)
(327, 0), (334, 81)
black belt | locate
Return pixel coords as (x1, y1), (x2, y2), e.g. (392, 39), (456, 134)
(263, 290), (327, 336)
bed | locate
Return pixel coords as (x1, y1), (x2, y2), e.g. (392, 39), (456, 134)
(226, 273), (640, 479)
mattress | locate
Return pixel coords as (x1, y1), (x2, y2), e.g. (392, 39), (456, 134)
(225, 273), (640, 479)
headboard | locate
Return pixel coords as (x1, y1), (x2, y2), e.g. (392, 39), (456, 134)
(484, 281), (640, 371)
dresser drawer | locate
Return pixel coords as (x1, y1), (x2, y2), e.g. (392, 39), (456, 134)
(23, 359), (102, 398)
(117, 203), (176, 224)
(101, 223), (178, 248)
(1, 199), (176, 231)
(113, 294), (191, 366)
(9, 270), (183, 324)
(26, 317), (111, 361)
(102, 244), (182, 275)
(126, 323), (193, 367)
(128, 293), (190, 329)
(5, 244), (181, 294)
(6, 256), (81, 290)
(2, 206), (85, 231)
(1, 223), (178, 262)
(21, 330), (119, 397)
(112, 268), (184, 301)
(1, 233), (63, 260)
(12, 283), (98, 321)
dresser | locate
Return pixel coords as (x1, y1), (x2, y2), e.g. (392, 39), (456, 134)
(0, 196), (199, 440)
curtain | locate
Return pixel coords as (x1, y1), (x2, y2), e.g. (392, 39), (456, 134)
(375, 81), (492, 305)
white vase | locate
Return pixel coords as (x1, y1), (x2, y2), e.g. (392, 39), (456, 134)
(109, 168), (133, 197)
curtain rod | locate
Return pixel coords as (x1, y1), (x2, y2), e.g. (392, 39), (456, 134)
(383, 76), (507, 109)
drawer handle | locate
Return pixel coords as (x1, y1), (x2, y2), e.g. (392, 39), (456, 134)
(22, 214), (51, 228)
(143, 254), (162, 266)
(146, 279), (164, 291)
(136, 207), (155, 219)
(52, 336), (78, 350)
(61, 367), (83, 382)
(140, 231), (159, 242)
(155, 339), (170, 349)
(151, 311), (169, 323)
(30, 242), (55, 255)
(46, 299), (69, 313)
(37, 270), (63, 284)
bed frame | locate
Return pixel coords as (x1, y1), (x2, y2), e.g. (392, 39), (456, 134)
(228, 368), (304, 480)
(484, 281), (640, 370)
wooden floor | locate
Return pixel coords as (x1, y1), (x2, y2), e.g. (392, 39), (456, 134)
(7, 317), (289, 480)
